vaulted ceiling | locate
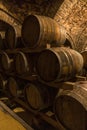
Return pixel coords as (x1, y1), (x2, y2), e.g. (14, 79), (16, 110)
(1, 0), (64, 21)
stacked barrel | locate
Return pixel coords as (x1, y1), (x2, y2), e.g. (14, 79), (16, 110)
(0, 14), (87, 130)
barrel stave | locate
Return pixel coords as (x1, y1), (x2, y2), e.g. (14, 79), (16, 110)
(15, 51), (34, 75)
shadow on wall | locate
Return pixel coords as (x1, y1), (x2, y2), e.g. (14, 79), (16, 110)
(46, 0), (64, 18)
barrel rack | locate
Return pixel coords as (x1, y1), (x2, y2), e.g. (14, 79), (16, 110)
(0, 14), (86, 130)
(0, 65), (86, 130)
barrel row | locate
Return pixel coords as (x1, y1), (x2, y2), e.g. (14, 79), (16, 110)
(0, 26), (24, 49)
(1, 14), (87, 58)
(0, 47), (84, 82)
(0, 51), (36, 75)
(0, 74), (58, 111)
(0, 14), (72, 50)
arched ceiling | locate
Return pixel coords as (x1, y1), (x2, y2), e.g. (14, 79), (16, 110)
(1, 0), (64, 21)
(0, 0), (64, 38)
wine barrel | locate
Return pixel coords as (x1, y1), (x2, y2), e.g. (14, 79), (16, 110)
(7, 77), (24, 97)
(81, 50), (87, 70)
(1, 51), (14, 72)
(54, 81), (87, 130)
(36, 47), (83, 82)
(0, 73), (7, 90)
(5, 26), (16, 49)
(5, 26), (22, 49)
(22, 14), (66, 48)
(64, 33), (75, 49)
(25, 82), (57, 111)
(15, 51), (33, 75)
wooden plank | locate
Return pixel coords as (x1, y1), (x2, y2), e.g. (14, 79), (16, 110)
(75, 75), (87, 81)
(39, 112), (66, 130)
(14, 98), (37, 115)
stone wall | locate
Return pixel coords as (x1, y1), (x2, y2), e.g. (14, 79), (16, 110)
(0, 2), (21, 35)
(54, 0), (87, 52)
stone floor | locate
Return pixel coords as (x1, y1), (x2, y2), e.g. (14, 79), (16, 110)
(0, 107), (26, 130)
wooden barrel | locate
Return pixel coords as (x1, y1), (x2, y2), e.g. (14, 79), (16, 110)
(0, 73), (7, 90)
(15, 51), (33, 75)
(1, 51), (14, 72)
(5, 26), (16, 49)
(25, 82), (57, 111)
(21, 14), (66, 48)
(36, 47), (83, 82)
(7, 77), (24, 97)
(64, 33), (75, 49)
(54, 81), (87, 130)
(81, 50), (87, 70)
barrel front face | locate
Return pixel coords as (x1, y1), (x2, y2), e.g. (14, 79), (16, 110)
(22, 14), (66, 48)
(36, 49), (60, 82)
(25, 83), (53, 111)
(1, 52), (11, 71)
(15, 52), (29, 75)
(54, 94), (87, 130)
(22, 15), (40, 48)
(5, 26), (16, 49)
(8, 77), (18, 97)
(25, 84), (43, 110)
